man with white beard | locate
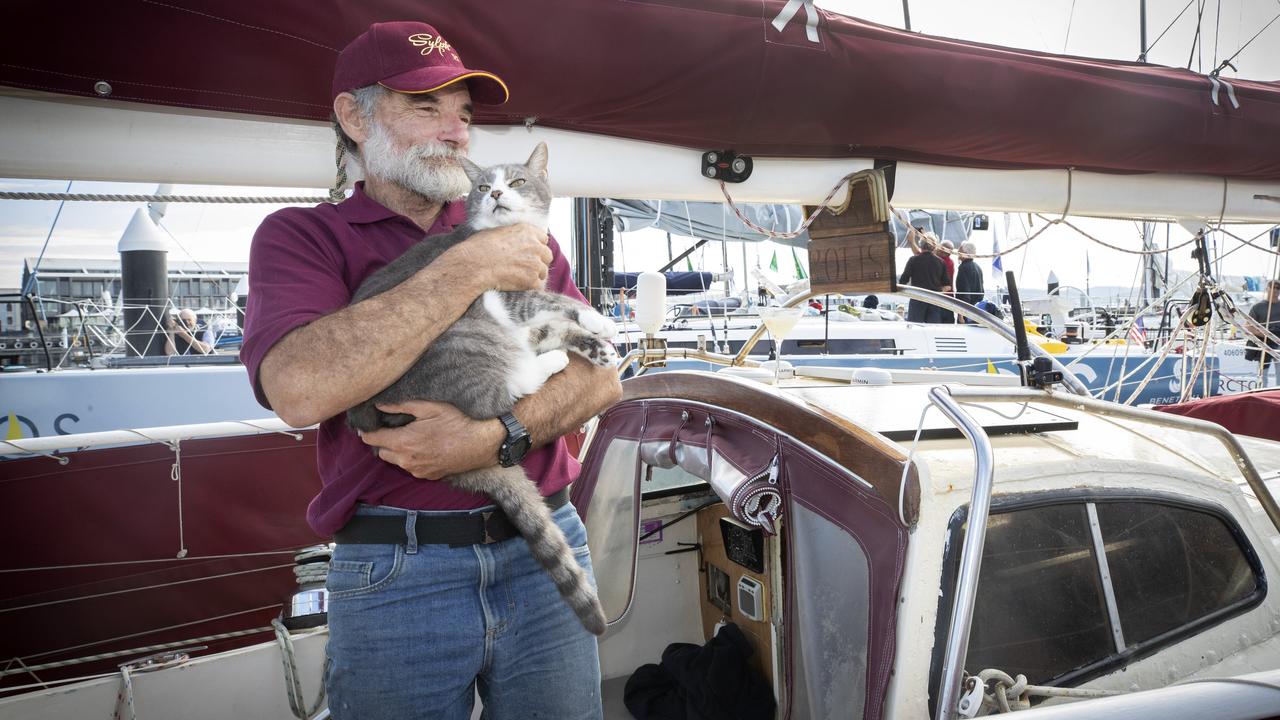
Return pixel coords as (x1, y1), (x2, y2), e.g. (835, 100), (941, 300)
(241, 21), (618, 720)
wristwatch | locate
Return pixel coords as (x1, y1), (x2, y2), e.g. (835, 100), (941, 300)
(497, 412), (532, 468)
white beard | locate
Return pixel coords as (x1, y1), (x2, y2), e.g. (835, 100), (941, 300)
(359, 122), (471, 203)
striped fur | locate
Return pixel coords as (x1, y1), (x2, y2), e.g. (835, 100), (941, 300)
(451, 465), (607, 635)
(345, 143), (611, 635)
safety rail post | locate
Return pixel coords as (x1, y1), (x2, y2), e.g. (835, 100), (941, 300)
(929, 386), (997, 720)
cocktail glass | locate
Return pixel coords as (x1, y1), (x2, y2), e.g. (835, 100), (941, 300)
(756, 306), (804, 385)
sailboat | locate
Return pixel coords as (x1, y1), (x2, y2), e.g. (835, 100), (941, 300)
(3, 1), (1280, 718)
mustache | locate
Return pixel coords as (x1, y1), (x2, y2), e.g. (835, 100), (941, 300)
(407, 142), (465, 162)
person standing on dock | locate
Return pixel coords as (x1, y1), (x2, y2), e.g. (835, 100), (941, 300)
(899, 236), (950, 323)
(935, 240), (957, 323)
(241, 21), (619, 720)
(1248, 279), (1280, 385)
(954, 242), (984, 324)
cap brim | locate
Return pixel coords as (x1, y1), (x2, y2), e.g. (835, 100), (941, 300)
(380, 66), (509, 105)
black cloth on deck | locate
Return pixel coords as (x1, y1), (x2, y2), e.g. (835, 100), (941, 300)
(623, 623), (776, 720)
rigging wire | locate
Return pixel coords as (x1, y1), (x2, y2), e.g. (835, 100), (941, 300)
(1144, 0), (1198, 59)
(20, 605), (281, 662)
(1188, 0), (1206, 72)
(1214, 5), (1280, 73)
(21, 181), (75, 327)
(1213, 0), (1222, 69)
(0, 563), (294, 614)
(1062, 0), (1078, 54)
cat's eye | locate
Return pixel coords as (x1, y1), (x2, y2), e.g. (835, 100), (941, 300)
(477, 184), (491, 193)
(509, 178), (526, 188)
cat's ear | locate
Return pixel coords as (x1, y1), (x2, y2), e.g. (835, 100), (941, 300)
(525, 142), (549, 179)
(459, 157), (485, 185)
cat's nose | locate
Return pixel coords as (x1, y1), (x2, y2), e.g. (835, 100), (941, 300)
(490, 190), (503, 199)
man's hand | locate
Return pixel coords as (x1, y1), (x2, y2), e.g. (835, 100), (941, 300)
(359, 400), (506, 479)
(451, 223), (551, 291)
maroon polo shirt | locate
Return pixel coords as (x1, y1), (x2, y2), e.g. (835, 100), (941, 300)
(241, 182), (585, 536)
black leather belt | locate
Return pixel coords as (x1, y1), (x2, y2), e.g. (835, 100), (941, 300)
(333, 488), (570, 546)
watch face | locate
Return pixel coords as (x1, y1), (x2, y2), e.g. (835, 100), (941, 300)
(500, 433), (532, 467)
(511, 435), (532, 458)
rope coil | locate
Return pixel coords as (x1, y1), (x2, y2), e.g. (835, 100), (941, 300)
(272, 619), (327, 719)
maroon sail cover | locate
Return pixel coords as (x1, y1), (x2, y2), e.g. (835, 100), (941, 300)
(1154, 389), (1280, 441)
(0, 432), (323, 692)
(4, 1), (1280, 180)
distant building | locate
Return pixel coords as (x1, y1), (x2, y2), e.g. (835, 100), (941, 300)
(19, 257), (248, 326)
(0, 288), (20, 333)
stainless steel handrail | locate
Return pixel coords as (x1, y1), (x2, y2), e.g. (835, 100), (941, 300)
(928, 386), (997, 720)
(946, 386), (1280, 535)
(726, 285), (1092, 398)
(616, 345), (763, 377)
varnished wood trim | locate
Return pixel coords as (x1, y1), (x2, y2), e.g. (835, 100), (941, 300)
(622, 372), (921, 524)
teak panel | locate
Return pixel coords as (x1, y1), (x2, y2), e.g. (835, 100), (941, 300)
(808, 231), (896, 295)
(804, 196), (897, 295)
(697, 504), (774, 690)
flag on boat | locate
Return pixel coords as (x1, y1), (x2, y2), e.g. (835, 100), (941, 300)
(792, 247), (807, 280)
(991, 235), (1004, 283)
(769, 249), (778, 273)
(1129, 316), (1147, 345)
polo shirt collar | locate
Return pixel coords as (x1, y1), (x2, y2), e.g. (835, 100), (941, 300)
(336, 182), (466, 230)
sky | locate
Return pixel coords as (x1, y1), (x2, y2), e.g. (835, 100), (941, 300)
(3, 0), (1278, 297)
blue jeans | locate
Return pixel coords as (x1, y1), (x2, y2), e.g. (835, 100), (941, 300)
(324, 502), (603, 719)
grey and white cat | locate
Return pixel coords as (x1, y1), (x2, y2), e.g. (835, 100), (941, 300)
(346, 143), (614, 636)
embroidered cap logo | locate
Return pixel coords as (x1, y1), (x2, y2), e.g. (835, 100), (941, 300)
(408, 33), (454, 57)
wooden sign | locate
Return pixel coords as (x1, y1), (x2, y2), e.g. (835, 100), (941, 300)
(807, 229), (896, 295)
(805, 176), (897, 295)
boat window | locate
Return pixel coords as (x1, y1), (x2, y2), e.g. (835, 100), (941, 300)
(940, 495), (1267, 700)
(790, 499), (869, 719)
(963, 503), (1112, 685)
(642, 462), (708, 497)
(1094, 501), (1259, 646)
(582, 438), (642, 622)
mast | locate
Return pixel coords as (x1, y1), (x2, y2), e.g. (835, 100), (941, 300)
(1139, 0), (1149, 62)
(1140, 222), (1161, 308)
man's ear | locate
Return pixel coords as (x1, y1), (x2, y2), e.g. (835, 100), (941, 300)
(459, 157), (484, 185)
(333, 93), (370, 147)
(525, 142), (548, 178)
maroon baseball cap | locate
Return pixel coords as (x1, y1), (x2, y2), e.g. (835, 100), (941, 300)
(331, 21), (509, 105)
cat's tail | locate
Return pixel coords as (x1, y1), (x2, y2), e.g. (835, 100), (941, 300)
(452, 466), (608, 636)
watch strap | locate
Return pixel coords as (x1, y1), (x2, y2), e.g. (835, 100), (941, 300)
(497, 412), (530, 467)
(499, 412), (525, 437)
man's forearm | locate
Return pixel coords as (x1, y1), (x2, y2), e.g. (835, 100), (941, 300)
(260, 252), (483, 426)
(512, 355), (623, 448)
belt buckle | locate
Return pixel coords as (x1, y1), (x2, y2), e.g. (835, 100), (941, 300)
(481, 510), (497, 544)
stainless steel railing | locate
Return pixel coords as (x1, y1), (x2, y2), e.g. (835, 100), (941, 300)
(927, 386), (997, 720)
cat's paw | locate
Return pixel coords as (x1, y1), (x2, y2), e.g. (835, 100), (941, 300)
(577, 337), (619, 368)
(537, 349), (571, 375)
(577, 310), (617, 340)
